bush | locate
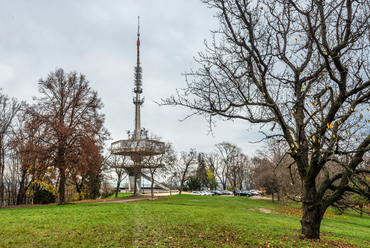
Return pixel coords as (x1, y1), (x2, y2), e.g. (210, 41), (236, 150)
(186, 176), (202, 191)
(33, 189), (56, 204)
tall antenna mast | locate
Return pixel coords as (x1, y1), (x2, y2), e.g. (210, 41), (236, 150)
(133, 16), (143, 139)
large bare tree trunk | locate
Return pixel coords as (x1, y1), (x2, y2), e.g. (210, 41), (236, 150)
(301, 202), (324, 239)
(300, 181), (325, 239)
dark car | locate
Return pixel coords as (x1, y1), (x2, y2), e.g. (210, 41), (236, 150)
(234, 190), (254, 197)
(220, 190), (233, 195)
(208, 190), (222, 195)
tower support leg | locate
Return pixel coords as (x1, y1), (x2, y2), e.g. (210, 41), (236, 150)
(125, 167), (141, 193)
(129, 174), (141, 193)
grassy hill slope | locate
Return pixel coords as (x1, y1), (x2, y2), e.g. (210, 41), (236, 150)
(0, 194), (368, 247)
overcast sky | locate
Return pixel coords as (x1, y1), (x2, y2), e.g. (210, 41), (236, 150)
(0, 0), (264, 156)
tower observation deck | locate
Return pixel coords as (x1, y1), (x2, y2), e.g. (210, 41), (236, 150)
(111, 17), (165, 193)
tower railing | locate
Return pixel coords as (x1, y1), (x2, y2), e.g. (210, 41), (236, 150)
(111, 139), (165, 156)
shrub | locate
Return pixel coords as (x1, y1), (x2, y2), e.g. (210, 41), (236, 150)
(33, 189), (56, 204)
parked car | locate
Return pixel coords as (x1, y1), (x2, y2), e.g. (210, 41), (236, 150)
(245, 191), (255, 197)
(250, 189), (262, 195)
(234, 190), (254, 197)
(191, 191), (201, 195)
(220, 190), (233, 195)
(202, 191), (214, 196)
(208, 190), (222, 195)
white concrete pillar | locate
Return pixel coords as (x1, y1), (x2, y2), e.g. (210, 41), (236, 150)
(129, 174), (141, 193)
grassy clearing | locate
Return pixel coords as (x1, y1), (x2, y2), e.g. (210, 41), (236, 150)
(0, 195), (369, 247)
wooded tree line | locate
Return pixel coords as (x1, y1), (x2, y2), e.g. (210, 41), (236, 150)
(164, 142), (254, 193)
(107, 140), (279, 197)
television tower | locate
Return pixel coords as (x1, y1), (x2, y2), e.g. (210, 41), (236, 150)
(111, 17), (166, 193)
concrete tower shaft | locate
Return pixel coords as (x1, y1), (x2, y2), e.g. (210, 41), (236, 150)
(133, 16), (143, 139)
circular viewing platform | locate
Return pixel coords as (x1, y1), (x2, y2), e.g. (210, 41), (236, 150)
(111, 139), (165, 157)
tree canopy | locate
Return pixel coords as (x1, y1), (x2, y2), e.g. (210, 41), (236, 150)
(28, 68), (109, 204)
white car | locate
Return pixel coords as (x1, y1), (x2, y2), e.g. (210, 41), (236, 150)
(250, 190), (262, 195)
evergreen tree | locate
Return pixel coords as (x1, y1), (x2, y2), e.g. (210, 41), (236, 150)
(196, 153), (210, 190)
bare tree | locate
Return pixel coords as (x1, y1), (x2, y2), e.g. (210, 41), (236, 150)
(107, 152), (130, 198)
(214, 142), (241, 190)
(3, 150), (20, 206)
(252, 155), (280, 200)
(161, 0), (370, 239)
(170, 149), (198, 194)
(143, 142), (176, 199)
(0, 90), (22, 208)
(252, 142), (294, 204)
(253, 139), (299, 204)
(231, 153), (251, 191)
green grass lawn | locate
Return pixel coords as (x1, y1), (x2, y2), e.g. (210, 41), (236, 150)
(105, 193), (133, 199)
(0, 195), (369, 247)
